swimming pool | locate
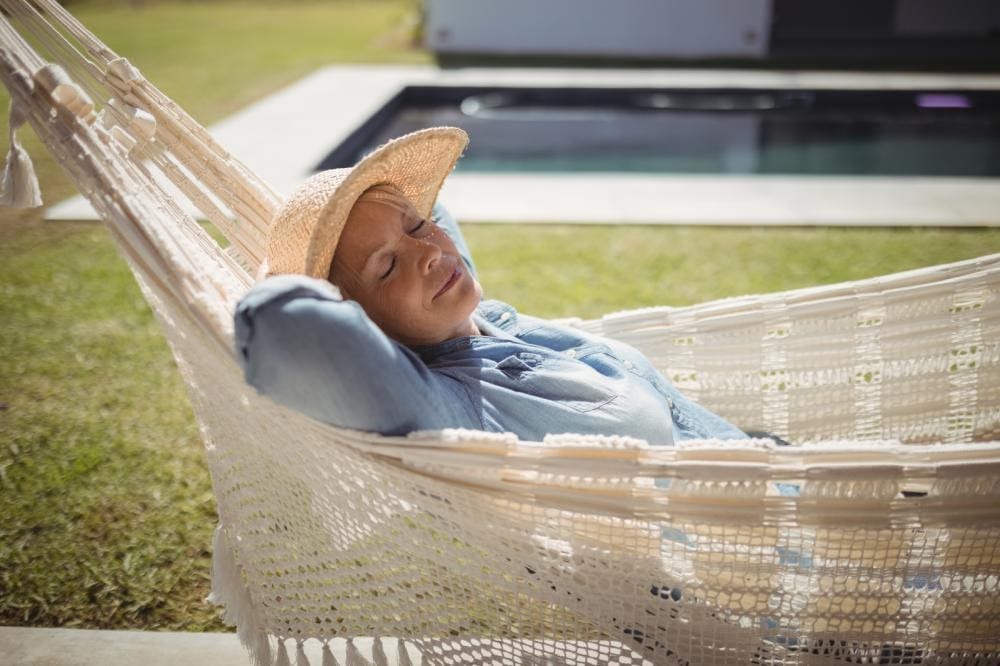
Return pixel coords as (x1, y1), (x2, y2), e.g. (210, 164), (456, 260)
(319, 86), (1000, 177)
(47, 65), (1000, 225)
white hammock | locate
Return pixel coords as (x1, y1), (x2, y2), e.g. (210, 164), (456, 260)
(2, 3), (999, 664)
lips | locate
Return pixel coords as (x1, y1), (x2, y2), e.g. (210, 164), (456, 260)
(434, 266), (462, 299)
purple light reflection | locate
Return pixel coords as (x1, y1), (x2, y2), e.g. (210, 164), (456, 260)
(916, 93), (972, 109)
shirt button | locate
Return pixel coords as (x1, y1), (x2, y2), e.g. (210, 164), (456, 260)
(565, 348), (577, 358)
(667, 397), (675, 409)
(499, 311), (511, 322)
(624, 360), (634, 370)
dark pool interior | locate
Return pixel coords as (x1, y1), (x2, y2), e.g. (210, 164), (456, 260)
(317, 86), (1000, 177)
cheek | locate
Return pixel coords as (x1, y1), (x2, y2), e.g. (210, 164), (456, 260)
(368, 282), (423, 325)
(436, 234), (457, 254)
(367, 289), (398, 320)
(332, 266), (362, 301)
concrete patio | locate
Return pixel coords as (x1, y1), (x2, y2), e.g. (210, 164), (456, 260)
(0, 627), (410, 666)
(0, 627), (649, 665)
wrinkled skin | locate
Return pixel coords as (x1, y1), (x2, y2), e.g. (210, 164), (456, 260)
(329, 196), (483, 347)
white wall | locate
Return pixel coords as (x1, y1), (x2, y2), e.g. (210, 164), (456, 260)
(426, 0), (772, 58)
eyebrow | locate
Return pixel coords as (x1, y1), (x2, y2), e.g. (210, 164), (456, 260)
(359, 210), (410, 279)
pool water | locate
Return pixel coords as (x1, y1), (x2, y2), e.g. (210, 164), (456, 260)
(318, 86), (1000, 177)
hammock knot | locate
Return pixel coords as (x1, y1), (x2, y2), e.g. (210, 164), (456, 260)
(32, 64), (96, 125)
(97, 96), (156, 153)
(106, 57), (141, 84)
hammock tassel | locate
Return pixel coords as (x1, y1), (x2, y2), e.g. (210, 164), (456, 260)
(396, 640), (414, 666)
(320, 642), (337, 666)
(206, 523), (272, 666)
(294, 641), (312, 666)
(371, 638), (388, 666)
(344, 638), (370, 666)
(0, 94), (41, 209)
(275, 640), (291, 666)
(254, 631), (275, 666)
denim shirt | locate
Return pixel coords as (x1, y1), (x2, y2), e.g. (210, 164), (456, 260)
(234, 205), (748, 446)
(234, 280), (750, 445)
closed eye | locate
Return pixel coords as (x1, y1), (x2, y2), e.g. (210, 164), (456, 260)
(380, 218), (427, 279)
(380, 256), (395, 280)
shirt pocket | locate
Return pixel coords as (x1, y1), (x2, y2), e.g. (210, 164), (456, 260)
(496, 352), (544, 379)
(495, 352), (618, 414)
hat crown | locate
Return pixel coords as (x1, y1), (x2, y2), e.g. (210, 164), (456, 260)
(265, 127), (468, 279)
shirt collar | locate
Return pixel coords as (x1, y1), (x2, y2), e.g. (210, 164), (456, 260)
(476, 299), (519, 333)
(408, 299), (521, 361)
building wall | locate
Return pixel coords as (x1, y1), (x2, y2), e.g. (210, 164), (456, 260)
(426, 0), (1000, 65)
(425, 0), (772, 58)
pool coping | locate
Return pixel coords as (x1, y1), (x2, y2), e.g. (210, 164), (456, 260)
(46, 65), (1000, 226)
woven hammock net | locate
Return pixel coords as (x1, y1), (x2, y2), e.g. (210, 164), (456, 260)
(2, 3), (1000, 664)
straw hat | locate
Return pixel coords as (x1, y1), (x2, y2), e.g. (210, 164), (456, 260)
(265, 126), (469, 279)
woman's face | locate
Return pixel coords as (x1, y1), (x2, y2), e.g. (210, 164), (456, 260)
(330, 193), (482, 347)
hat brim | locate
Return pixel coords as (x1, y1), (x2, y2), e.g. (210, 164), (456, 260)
(303, 127), (468, 279)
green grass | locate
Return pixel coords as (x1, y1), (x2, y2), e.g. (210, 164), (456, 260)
(1, 0), (999, 633)
(468, 225), (1000, 319)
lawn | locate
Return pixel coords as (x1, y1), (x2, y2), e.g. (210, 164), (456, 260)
(1, 0), (998, 632)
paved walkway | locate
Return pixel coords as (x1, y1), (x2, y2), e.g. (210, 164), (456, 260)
(0, 627), (647, 665)
(2, 627), (250, 666)
(0, 627), (409, 665)
(46, 66), (1000, 226)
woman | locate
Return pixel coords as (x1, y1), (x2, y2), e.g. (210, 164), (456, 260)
(235, 126), (750, 446)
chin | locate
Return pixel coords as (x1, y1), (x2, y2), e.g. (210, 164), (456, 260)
(469, 277), (484, 303)
(462, 278), (484, 311)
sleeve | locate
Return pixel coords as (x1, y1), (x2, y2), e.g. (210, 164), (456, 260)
(432, 201), (478, 281)
(233, 274), (483, 435)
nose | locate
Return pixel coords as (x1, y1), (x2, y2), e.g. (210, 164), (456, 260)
(414, 237), (441, 275)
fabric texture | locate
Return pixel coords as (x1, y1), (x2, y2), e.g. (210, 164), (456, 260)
(1, 3), (999, 664)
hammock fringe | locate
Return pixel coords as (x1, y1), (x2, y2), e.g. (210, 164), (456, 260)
(396, 640), (413, 666)
(295, 641), (311, 666)
(345, 639), (369, 666)
(207, 524), (273, 666)
(275, 640), (291, 666)
(371, 638), (388, 666)
(321, 643), (337, 666)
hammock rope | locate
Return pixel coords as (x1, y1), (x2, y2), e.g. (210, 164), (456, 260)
(2, 2), (999, 664)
